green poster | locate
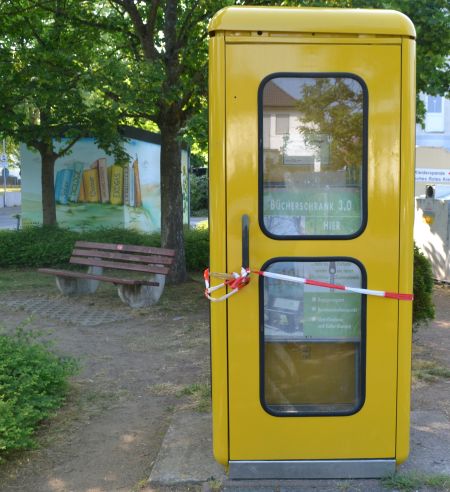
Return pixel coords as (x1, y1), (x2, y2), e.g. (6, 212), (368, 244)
(263, 188), (361, 235)
(263, 261), (362, 340)
(303, 292), (360, 339)
(302, 261), (361, 339)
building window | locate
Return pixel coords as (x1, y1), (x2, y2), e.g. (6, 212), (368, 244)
(275, 114), (289, 135)
(427, 96), (442, 113)
(425, 95), (445, 132)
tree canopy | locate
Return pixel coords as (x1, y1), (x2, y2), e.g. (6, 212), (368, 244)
(0, 0), (125, 224)
(0, 0), (448, 282)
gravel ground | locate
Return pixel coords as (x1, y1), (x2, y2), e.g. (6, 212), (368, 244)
(0, 275), (448, 492)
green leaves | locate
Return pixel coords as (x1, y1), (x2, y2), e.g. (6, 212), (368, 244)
(0, 225), (209, 272)
(413, 245), (435, 326)
(0, 0), (125, 156)
(0, 328), (77, 458)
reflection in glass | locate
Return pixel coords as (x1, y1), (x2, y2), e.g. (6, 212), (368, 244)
(262, 260), (364, 415)
(261, 76), (366, 237)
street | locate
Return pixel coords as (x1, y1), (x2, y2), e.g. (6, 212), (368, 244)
(0, 205), (20, 230)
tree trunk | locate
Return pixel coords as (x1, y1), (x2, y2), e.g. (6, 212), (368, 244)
(160, 123), (187, 283)
(40, 148), (58, 226)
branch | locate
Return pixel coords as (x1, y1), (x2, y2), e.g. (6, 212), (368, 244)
(56, 135), (81, 158)
(111, 0), (159, 61)
(177, 0), (200, 36)
(34, 0), (138, 39)
(163, 0), (178, 62)
(24, 17), (47, 47)
(178, 68), (206, 112)
(146, 0), (160, 40)
(176, 18), (209, 52)
(176, 0), (206, 47)
(120, 111), (158, 122)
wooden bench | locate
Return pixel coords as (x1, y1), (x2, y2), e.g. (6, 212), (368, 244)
(39, 241), (175, 308)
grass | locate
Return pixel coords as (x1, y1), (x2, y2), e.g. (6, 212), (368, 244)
(0, 268), (55, 292)
(0, 267), (206, 302)
(206, 478), (222, 490)
(413, 359), (450, 382)
(130, 478), (149, 491)
(190, 208), (208, 217)
(154, 278), (206, 315)
(147, 381), (211, 412)
(147, 382), (184, 396)
(382, 472), (450, 491)
(177, 382), (211, 413)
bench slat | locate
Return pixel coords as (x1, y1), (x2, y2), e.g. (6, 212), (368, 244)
(38, 268), (160, 286)
(71, 248), (174, 265)
(75, 241), (175, 257)
(70, 257), (170, 275)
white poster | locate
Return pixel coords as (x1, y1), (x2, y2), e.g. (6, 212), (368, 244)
(415, 168), (450, 184)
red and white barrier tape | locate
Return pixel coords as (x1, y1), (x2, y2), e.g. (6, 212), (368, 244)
(204, 267), (413, 302)
(204, 267), (250, 302)
(253, 270), (414, 301)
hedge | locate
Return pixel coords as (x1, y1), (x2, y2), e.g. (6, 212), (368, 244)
(0, 225), (208, 272)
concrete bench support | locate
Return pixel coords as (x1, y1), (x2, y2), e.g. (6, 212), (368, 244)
(117, 274), (166, 308)
(55, 267), (103, 295)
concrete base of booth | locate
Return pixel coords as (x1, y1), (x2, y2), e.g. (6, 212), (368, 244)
(228, 459), (396, 479)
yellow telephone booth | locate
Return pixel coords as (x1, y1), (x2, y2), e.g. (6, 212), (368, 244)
(208, 6), (416, 479)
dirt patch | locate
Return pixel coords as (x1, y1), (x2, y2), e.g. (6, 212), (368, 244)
(0, 276), (210, 492)
(0, 276), (449, 492)
(412, 285), (450, 419)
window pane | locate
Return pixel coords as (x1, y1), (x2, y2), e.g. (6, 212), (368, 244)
(262, 260), (364, 415)
(261, 76), (366, 237)
(275, 114), (289, 134)
(427, 96), (442, 113)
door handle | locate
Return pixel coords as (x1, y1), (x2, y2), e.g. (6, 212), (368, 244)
(242, 214), (249, 269)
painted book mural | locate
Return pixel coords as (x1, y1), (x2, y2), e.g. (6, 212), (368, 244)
(21, 130), (189, 232)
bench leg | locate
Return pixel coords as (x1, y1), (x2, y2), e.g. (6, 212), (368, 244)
(55, 267), (103, 295)
(117, 274), (166, 308)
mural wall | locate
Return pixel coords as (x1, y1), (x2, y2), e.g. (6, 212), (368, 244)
(21, 129), (189, 232)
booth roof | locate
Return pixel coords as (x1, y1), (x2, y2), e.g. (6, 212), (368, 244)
(208, 6), (416, 39)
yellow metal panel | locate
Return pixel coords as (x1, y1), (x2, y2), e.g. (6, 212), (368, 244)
(225, 35), (402, 45)
(208, 32), (229, 468)
(396, 38), (416, 464)
(225, 42), (401, 460)
(209, 6), (415, 38)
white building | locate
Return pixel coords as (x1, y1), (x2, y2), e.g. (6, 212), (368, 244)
(415, 94), (450, 197)
(414, 94), (450, 282)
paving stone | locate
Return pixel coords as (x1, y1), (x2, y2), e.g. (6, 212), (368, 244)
(149, 411), (226, 486)
(398, 410), (450, 475)
(3, 295), (133, 326)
